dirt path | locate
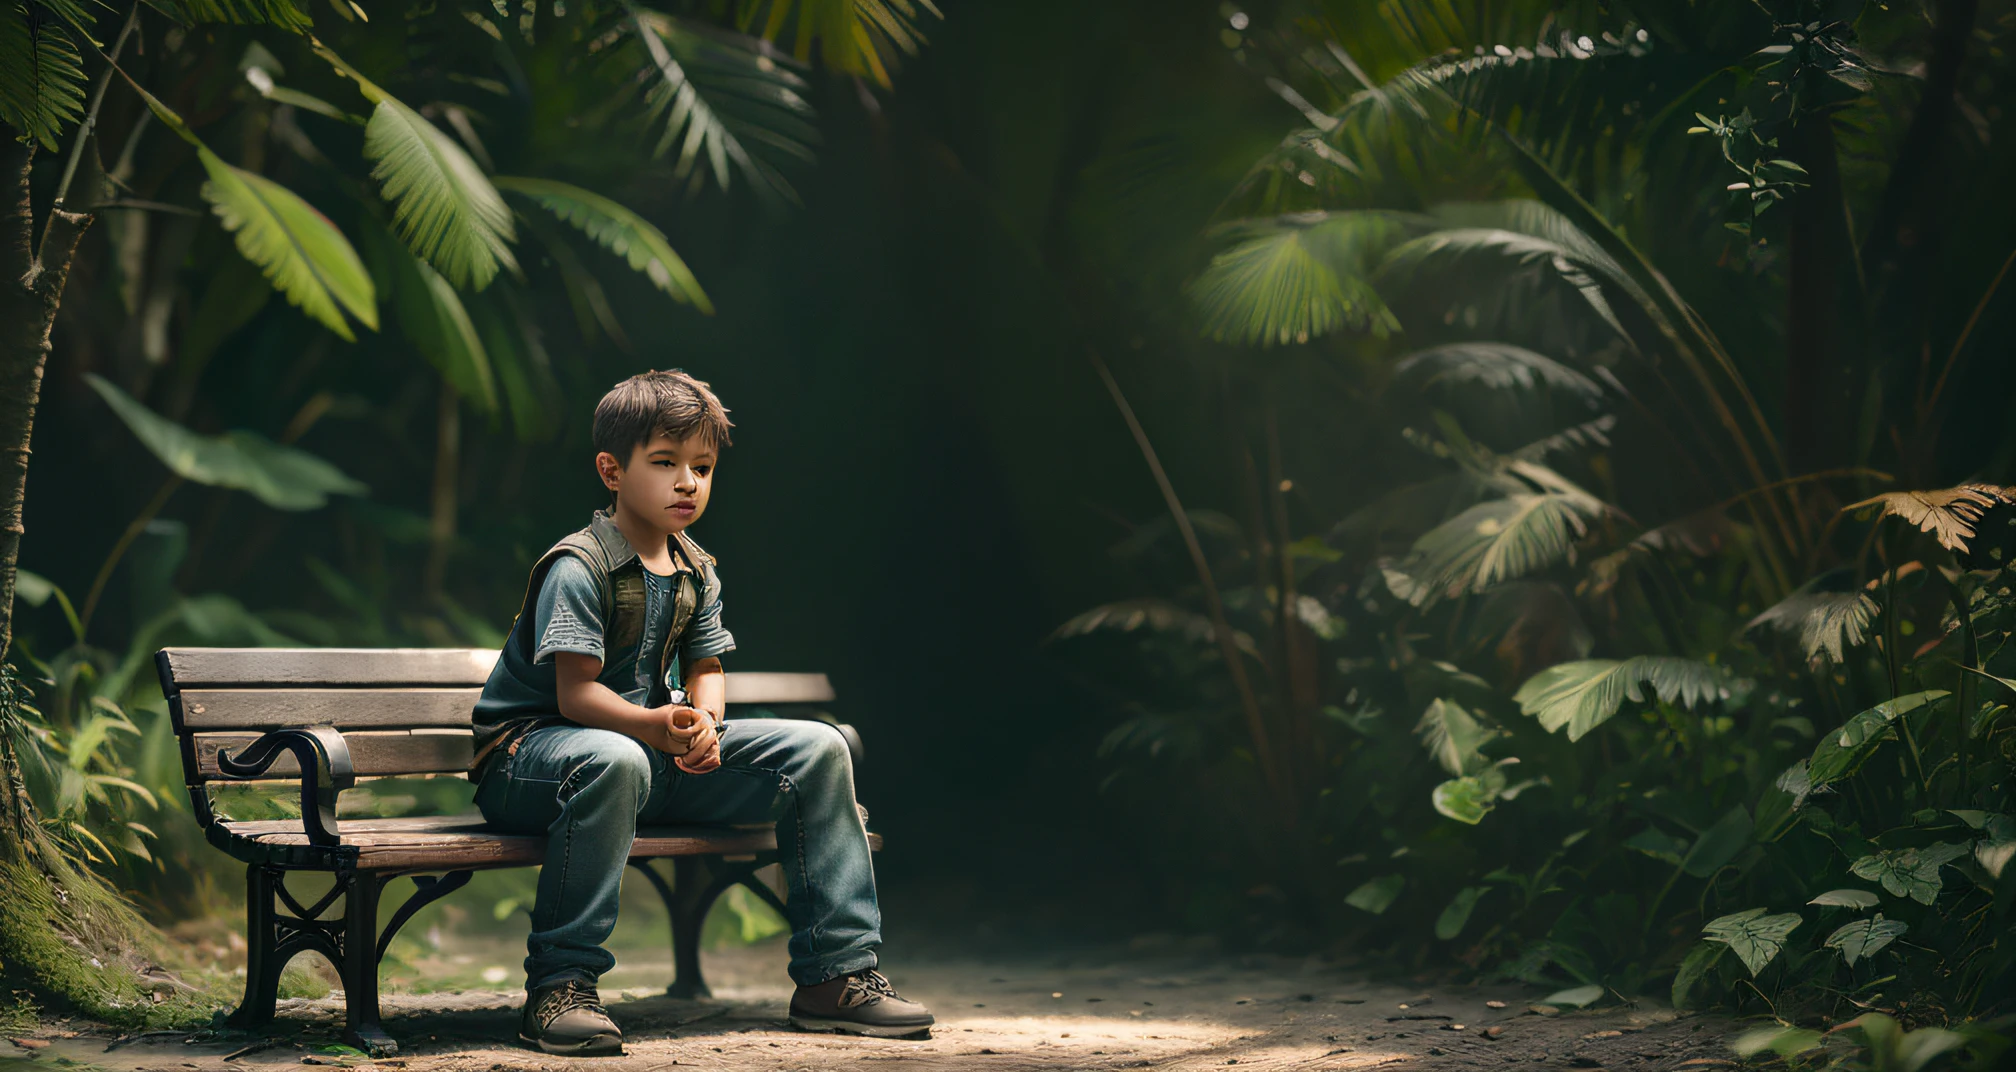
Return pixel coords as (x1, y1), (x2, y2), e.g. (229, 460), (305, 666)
(4, 940), (1736, 1071)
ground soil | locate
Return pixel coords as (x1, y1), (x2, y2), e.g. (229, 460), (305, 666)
(2, 936), (1739, 1072)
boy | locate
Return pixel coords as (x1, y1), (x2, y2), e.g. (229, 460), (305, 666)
(470, 370), (932, 1055)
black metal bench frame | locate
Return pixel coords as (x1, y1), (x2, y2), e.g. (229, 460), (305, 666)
(156, 650), (859, 1057)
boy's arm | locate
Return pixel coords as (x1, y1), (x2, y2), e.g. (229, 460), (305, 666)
(554, 652), (703, 755)
(672, 656), (726, 773)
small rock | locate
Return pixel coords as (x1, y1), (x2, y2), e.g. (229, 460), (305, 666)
(1486, 1000), (1508, 1009)
(1483, 1026), (1506, 1040)
(1529, 1004), (1562, 1017)
(1052, 992), (1063, 998)
(1583, 1030), (1624, 1039)
(11, 1039), (49, 1049)
(1446, 1023), (1466, 1031)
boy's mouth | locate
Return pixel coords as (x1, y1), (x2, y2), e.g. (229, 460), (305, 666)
(671, 502), (698, 516)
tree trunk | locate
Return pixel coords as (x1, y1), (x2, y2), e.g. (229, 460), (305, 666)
(2, 141), (93, 661)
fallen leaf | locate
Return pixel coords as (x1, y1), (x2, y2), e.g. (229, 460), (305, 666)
(1486, 1000), (1508, 1009)
(1583, 1030), (1624, 1039)
(1529, 1005), (1561, 1017)
(11, 1040), (50, 1050)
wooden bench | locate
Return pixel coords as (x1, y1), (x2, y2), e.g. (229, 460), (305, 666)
(155, 647), (874, 1056)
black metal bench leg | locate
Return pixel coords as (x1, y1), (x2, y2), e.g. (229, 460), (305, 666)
(341, 873), (395, 1057)
(228, 865), (284, 1029)
(628, 857), (745, 999)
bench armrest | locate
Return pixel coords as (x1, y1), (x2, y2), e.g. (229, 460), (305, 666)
(217, 726), (355, 847)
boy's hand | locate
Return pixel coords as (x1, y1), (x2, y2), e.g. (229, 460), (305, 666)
(674, 720), (721, 774)
(644, 705), (711, 756)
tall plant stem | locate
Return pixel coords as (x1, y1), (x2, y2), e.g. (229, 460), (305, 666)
(49, 2), (142, 218)
(78, 474), (183, 636)
(1087, 348), (1291, 817)
(1945, 574), (1978, 803)
(1265, 406), (1320, 771)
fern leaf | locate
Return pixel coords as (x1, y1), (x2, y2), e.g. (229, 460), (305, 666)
(1844, 484), (2016, 554)
(1513, 656), (1722, 741)
(1385, 224), (1633, 345)
(621, 8), (819, 205)
(493, 176), (710, 313)
(132, 84), (376, 340)
(1749, 577), (1878, 666)
(1395, 342), (1603, 399)
(1189, 211), (1411, 346)
(0, 5), (85, 151)
(155, 0), (310, 30)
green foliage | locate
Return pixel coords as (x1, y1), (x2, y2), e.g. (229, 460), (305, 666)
(1512, 656), (1722, 741)
(1825, 914), (1906, 967)
(495, 177), (711, 312)
(1185, 212), (1408, 345)
(1701, 908), (1802, 976)
(0, 3), (85, 151)
(85, 376), (365, 510)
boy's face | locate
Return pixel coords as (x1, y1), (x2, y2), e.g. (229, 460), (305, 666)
(598, 432), (715, 535)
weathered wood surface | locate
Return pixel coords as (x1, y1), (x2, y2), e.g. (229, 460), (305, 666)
(194, 729), (473, 779)
(217, 816), (881, 871)
(724, 672), (835, 705)
(163, 648), (499, 687)
(177, 688), (481, 730)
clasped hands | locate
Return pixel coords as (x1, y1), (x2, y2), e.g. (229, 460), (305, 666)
(648, 704), (722, 774)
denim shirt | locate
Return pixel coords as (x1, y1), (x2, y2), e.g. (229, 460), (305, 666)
(472, 525), (734, 771)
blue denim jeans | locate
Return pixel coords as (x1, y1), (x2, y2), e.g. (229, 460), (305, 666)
(472, 719), (882, 990)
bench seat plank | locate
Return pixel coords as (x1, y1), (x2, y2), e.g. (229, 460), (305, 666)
(178, 688), (483, 730)
(215, 816), (881, 872)
(193, 730), (473, 779)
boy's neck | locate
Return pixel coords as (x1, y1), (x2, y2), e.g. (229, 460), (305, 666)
(608, 501), (681, 574)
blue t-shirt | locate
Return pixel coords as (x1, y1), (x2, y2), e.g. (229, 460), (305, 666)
(472, 548), (735, 767)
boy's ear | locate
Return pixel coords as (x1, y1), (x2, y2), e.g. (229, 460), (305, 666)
(595, 451), (623, 492)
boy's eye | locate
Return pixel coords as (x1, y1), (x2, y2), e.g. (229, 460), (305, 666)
(695, 467), (711, 477)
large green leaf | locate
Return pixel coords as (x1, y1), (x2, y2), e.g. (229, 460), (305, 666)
(315, 46), (516, 290)
(1849, 843), (1969, 905)
(132, 84), (375, 339)
(1670, 942), (1724, 1009)
(1414, 698), (1494, 776)
(1383, 222), (1634, 345)
(84, 375), (365, 509)
(1808, 889), (1881, 909)
(392, 251), (497, 411)
(1680, 806), (1752, 878)
(1701, 908), (1801, 976)
(0, 5), (85, 151)
(1434, 886), (1487, 940)
(1512, 656), (1721, 741)
(1825, 914), (1906, 967)
(1188, 211), (1411, 345)
(623, 8), (820, 204)
(1345, 874), (1405, 915)
(493, 177), (711, 312)
(1808, 691), (1948, 786)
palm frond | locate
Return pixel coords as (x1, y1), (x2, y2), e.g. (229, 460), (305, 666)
(1513, 655), (1722, 741)
(1414, 698), (1495, 776)
(1508, 414), (1617, 461)
(1748, 577), (1877, 667)
(0, 5), (85, 151)
(1188, 211), (1412, 345)
(469, 288), (560, 441)
(617, 8), (819, 205)
(736, 0), (940, 87)
(133, 84), (376, 340)
(1394, 342), (1604, 400)
(1051, 599), (1261, 659)
(316, 45), (517, 290)
(1393, 460), (1607, 605)
(154, 0), (310, 31)
(493, 176), (710, 313)
(1384, 224), (1635, 346)
(1844, 485), (2016, 554)
(396, 254), (497, 410)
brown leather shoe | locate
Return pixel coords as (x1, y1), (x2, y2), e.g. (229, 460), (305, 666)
(789, 969), (934, 1038)
(519, 978), (624, 1055)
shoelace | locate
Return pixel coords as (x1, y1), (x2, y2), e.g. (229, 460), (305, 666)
(847, 970), (903, 1003)
(535, 980), (609, 1029)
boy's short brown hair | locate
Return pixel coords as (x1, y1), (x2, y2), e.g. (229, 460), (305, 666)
(591, 370), (734, 462)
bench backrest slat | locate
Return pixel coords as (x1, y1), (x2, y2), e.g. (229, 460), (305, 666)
(191, 729), (473, 780)
(159, 649), (837, 790)
(160, 648), (498, 687)
(177, 688), (483, 730)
